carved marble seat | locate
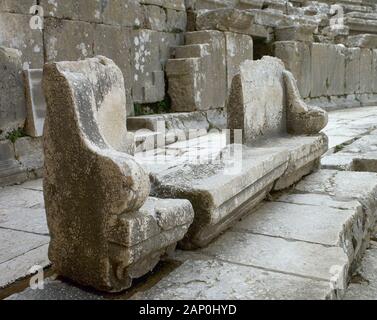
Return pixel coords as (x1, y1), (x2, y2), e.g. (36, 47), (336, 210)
(42, 56), (194, 292)
(137, 56), (328, 249)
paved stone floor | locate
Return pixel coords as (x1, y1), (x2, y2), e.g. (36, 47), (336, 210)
(3, 106), (377, 300)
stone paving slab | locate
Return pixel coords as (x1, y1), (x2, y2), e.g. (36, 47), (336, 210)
(6, 278), (101, 300)
(0, 229), (49, 264)
(132, 259), (333, 300)
(232, 201), (358, 247)
(0, 185), (44, 210)
(323, 106), (377, 151)
(0, 244), (49, 289)
(322, 131), (377, 172)
(201, 231), (348, 282)
(0, 207), (48, 235)
(0, 179), (49, 290)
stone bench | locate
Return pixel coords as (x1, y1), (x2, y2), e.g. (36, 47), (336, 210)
(42, 56), (194, 292)
(138, 56), (328, 249)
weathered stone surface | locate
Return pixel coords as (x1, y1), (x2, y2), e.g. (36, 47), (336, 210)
(321, 132), (377, 172)
(345, 47), (361, 95)
(0, 229), (49, 264)
(6, 278), (102, 300)
(14, 137), (44, 178)
(284, 70), (328, 135)
(227, 57), (286, 143)
(227, 56), (327, 142)
(327, 45), (346, 96)
(234, 201), (360, 248)
(42, 56), (194, 292)
(202, 231), (348, 285)
(145, 143), (290, 248)
(344, 242), (377, 300)
(167, 30), (226, 112)
(0, 244), (49, 289)
(24, 69), (47, 137)
(0, 206), (47, 234)
(0, 140), (27, 187)
(275, 25), (316, 42)
(196, 8), (254, 33)
(262, 134), (328, 190)
(132, 259), (334, 300)
(131, 30), (183, 104)
(294, 170), (377, 242)
(0, 47), (26, 138)
(274, 41), (312, 98)
(0, 0), (37, 15)
(0, 184), (44, 210)
(44, 18), (95, 63)
(347, 34), (377, 48)
(359, 48), (374, 93)
(0, 13), (44, 69)
(224, 32), (253, 92)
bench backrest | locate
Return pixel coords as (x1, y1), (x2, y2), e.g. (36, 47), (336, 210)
(227, 56), (287, 143)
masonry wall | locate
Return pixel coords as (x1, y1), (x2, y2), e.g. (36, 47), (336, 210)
(275, 41), (377, 109)
(0, 0), (187, 116)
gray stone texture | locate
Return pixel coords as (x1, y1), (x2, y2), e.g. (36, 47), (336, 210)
(42, 56), (193, 292)
(0, 12), (44, 69)
(227, 56), (328, 142)
(0, 47), (26, 138)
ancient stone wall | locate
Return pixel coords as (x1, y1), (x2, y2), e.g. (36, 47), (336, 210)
(1, 0), (377, 141)
(0, 0), (187, 116)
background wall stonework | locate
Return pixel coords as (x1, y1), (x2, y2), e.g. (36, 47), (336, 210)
(0, 0), (187, 116)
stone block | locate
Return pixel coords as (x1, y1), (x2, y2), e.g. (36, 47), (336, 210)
(345, 47), (361, 94)
(275, 25), (316, 42)
(347, 34), (377, 48)
(196, 8), (256, 35)
(44, 18), (95, 62)
(360, 48), (374, 93)
(373, 49), (377, 93)
(311, 43), (330, 98)
(0, 244), (49, 289)
(0, 140), (27, 187)
(131, 30), (183, 104)
(203, 230), (348, 285)
(14, 137), (44, 176)
(167, 30), (227, 112)
(224, 32), (253, 92)
(101, 0), (144, 27)
(132, 259), (334, 299)
(0, 47), (26, 138)
(186, 0), (236, 10)
(93, 24), (133, 115)
(24, 69), (47, 137)
(227, 57), (286, 143)
(0, 12), (44, 69)
(42, 56), (194, 292)
(143, 4), (167, 31)
(140, 0), (186, 11)
(274, 41), (311, 98)
(40, 0), (144, 27)
(327, 45), (346, 96)
(0, 229), (49, 264)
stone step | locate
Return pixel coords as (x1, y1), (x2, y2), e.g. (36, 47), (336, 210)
(130, 169), (377, 300)
(322, 129), (377, 171)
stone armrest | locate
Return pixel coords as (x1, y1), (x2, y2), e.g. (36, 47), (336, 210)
(284, 70), (328, 135)
(88, 145), (151, 215)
